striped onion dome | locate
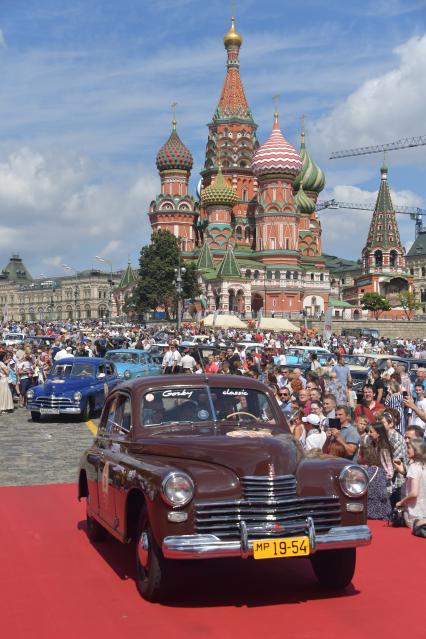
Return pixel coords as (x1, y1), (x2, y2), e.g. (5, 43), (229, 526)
(293, 131), (325, 193)
(294, 183), (315, 214)
(201, 166), (239, 208)
(156, 120), (193, 173)
(252, 113), (302, 177)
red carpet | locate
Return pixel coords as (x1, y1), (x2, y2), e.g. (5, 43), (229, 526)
(0, 483), (424, 639)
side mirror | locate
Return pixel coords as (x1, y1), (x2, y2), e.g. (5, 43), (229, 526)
(97, 372), (106, 379)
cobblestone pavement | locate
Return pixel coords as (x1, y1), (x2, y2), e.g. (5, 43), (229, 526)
(0, 408), (98, 486)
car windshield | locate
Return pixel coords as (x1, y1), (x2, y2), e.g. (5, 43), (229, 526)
(141, 386), (277, 428)
(344, 356), (369, 367)
(50, 363), (96, 378)
(106, 352), (141, 364)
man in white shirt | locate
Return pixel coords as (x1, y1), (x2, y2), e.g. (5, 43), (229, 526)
(382, 359), (395, 381)
(55, 346), (74, 361)
(410, 383), (426, 428)
(181, 349), (196, 374)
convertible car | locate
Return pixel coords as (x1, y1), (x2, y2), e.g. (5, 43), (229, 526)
(78, 374), (371, 602)
(105, 349), (162, 380)
(26, 357), (118, 421)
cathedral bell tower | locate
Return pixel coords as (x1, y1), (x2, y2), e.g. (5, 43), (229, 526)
(200, 17), (259, 249)
(148, 112), (197, 252)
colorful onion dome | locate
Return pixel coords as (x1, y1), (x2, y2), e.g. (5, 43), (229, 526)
(293, 131), (325, 193)
(156, 119), (193, 173)
(252, 113), (302, 177)
(294, 183), (315, 214)
(224, 16), (242, 48)
(201, 166), (239, 208)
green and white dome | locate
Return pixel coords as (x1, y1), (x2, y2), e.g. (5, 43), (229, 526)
(293, 131), (325, 194)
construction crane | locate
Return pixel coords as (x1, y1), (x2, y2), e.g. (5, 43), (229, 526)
(329, 135), (426, 159)
(316, 200), (426, 238)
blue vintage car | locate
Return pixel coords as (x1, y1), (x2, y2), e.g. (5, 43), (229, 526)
(26, 357), (118, 422)
(104, 349), (162, 380)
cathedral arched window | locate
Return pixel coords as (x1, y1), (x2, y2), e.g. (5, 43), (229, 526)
(253, 270), (259, 280)
(286, 271), (291, 280)
(374, 250), (383, 268)
(320, 273), (324, 281)
(244, 226), (250, 240)
(389, 250), (398, 267)
(245, 269), (251, 279)
(267, 270), (273, 280)
(275, 271), (280, 280)
(293, 271), (298, 280)
(235, 226), (242, 239)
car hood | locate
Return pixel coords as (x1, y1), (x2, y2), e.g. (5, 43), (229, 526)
(113, 362), (140, 372)
(134, 430), (302, 476)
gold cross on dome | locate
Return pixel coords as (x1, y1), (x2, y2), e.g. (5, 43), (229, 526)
(273, 94), (280, 115)
(171, 102), (177, 129)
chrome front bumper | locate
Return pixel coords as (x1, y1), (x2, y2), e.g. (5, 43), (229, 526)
(162, 518), (371, 560)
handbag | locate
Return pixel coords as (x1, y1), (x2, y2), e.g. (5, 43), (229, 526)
(389, 506), (405, 527)
(412, 520), (426, 538)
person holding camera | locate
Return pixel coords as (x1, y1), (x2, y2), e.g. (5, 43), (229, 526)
(324, 405), (359, 460)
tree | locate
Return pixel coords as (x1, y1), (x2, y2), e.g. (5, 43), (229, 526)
(360, 292), (391, 320)
(130, 230), (201, 319)
(398, 290), (420, 321)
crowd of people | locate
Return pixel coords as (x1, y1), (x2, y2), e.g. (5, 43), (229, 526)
(0, 320), (425, 535)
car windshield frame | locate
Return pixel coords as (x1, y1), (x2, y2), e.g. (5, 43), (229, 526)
(139, 384), (281, 433)
(106, 352), (143, 365)
(50, 362), (97, 378)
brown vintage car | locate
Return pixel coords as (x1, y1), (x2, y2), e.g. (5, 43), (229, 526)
(78, 374), (371, 602)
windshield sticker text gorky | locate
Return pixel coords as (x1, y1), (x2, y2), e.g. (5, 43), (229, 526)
(222, 389), (249, 396)
(162, 389), (194, 399)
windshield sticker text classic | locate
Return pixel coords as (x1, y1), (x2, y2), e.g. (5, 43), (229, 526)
(222, 389), (249, 396)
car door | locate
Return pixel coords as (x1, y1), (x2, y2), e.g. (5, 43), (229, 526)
(96, 393), (131, 531)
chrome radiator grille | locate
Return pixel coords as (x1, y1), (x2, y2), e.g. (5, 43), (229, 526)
(195, 475), (341, 540)
(31, 396), (76, 409)
(241, 475), (297, 500)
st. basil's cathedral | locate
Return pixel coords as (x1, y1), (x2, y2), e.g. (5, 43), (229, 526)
(148, 17), (411, 318)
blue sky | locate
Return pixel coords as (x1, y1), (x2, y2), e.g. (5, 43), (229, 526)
(0, 0), (425, 275)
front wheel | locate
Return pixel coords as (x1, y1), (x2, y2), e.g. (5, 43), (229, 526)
(80, 399), (92, 422)
(136, 507), (171, 602)
(31, 411), (41, 422)
(310, 548), (356, 589)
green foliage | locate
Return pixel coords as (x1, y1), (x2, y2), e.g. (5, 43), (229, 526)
(398, 290), (420, 320)
(129, 230), (200, 318)
(182, 262), (201, 300)
(360, 292), (391, 320)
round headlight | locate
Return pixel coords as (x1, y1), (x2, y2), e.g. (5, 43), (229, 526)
(123, 369), (131, 379)
(161, 472), (194, 507)
(73, 391), (82, 401)
(26, 389), (34, 399)
(339, 465), (369, 497)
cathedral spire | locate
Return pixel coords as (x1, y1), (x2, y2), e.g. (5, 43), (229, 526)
(214, 16), (252, 122)
(362, 163), (405, 274)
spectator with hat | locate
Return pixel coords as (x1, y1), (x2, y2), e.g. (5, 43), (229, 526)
(303, 414), (326, 451)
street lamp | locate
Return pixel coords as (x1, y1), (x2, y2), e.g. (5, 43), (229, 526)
(174, 264), (186, 329)
(95, 255), (113, 320)
(62, 264), (79, 321)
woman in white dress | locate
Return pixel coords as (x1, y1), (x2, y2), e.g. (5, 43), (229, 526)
(0, 352), (14, 413)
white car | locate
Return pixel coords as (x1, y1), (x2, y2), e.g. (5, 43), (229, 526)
(2, 332), (25, 346)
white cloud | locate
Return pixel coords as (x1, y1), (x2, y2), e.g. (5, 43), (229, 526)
(0, 147), (158, 274)
(312, 34), (426, 159)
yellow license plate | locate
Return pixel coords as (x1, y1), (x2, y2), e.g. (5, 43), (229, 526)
(253, 536), (310, 559)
